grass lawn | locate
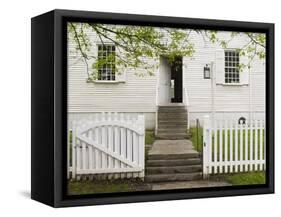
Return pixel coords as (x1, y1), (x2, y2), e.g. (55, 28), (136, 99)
(190, 126), (265, 160)
(145, 130), (155, 145)
(145, 130), (155, 159)
(225, 171), (266, 185)
(190, 127), (203, 152)
(211, 171), (266, 185)
(68, 178), (151, 195)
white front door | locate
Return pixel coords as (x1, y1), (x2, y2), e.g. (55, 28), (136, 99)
(158, 56), (171, 105)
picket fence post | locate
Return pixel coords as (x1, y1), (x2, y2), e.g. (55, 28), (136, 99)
(203, 115), (211, 179)
(67, 130), (70, 179)
(71, 120), (77, 179)
(138, 114), (145, 179)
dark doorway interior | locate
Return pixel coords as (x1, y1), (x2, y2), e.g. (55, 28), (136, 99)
(171, 57), (183, 103)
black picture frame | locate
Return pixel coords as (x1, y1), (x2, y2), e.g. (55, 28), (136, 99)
(31, 9), (274, 207)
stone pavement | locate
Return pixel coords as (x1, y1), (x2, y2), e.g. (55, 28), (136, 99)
(148, 139), (197, 155)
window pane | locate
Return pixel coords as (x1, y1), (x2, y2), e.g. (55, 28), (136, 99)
(97, 45), (116, 81)
(224, 50), (240, 83)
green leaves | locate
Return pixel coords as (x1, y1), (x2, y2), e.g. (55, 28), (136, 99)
(68, 23), (198, 80)
(209, 31), (218, 43)
(212, 31), (266, 69)
(220, 40), (227, 49)
(68, 22), (266, 81)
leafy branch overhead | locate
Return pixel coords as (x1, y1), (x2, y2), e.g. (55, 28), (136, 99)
(207, 31), (266, 70)
(68, 23), (266, 81)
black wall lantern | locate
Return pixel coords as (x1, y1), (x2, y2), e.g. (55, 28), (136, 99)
(204, 64), (211, 79)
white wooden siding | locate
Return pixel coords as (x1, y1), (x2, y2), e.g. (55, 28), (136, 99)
(183, 31), (265, 122)
(68, 27), (265, 128)
(68, 30), (158, 113)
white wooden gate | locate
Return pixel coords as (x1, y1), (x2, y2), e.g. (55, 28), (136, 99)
(68, 113), (145, 180)
(203, 115), (265, 177)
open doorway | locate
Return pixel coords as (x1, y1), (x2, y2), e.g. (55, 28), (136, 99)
(158, 56), (183, 105)
(171, 57), (183, 103)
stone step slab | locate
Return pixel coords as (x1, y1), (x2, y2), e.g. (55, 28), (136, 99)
(147, 152), (200, 160)
(146, 165), (202, 175)
(145, 172), (202, 182)
(146, 158), (201, 167)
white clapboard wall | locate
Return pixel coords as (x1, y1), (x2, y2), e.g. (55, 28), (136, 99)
(68, 112), (145, 180)
(203, 115), (265, 177)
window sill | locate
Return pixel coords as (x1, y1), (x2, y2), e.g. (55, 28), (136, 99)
(88, 80), (125, 84)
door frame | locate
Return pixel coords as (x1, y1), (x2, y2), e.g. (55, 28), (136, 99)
(156, 56), (172, 106)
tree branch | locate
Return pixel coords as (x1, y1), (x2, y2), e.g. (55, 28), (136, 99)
(70, 23), (90, 78)
(246, 33), (265, 48)
(92, 24), (167, 52)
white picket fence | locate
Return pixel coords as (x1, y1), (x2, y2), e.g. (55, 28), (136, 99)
(203, 115), (265, 177)
(68, 112), (145, 180)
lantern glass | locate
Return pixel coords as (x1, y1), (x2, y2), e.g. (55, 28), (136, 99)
(204, 65), (211, 79)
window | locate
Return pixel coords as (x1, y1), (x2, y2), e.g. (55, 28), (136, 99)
(97, 44), (116, 81)
(225, 50), (240, 83)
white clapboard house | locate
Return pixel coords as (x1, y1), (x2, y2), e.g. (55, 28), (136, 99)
(68, 28), (265, 139)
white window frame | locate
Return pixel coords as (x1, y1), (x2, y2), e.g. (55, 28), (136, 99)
(96, 44), (116, 81)
(224, 49), (240, 84)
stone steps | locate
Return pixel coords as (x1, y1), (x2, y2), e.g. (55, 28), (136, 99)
(158, 123), (187, 128)
(145, 144), (152, 152)
(156, 131), (191, 138)
(157, 128), (187, 132)
(158, 119), (186, 124)
(158, 105), (185, 108)
(158, 109), (187, 113)
(158, 122), (187, 127)
(158, 112), (187, 119)
(146, 158), (201, 167)
(145, 139), (202, 183)
(151, 105), (202, 183)
(147, 153), (200, 160)
(146, 165), (202, 174)
(157, 126), (187, 134)
(158, 119), (187, 123)
(156, 105), (188, 140)
(157, 128), (187, 133)
(156, 133), (189, 140)
(145, 172), (202, 182)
